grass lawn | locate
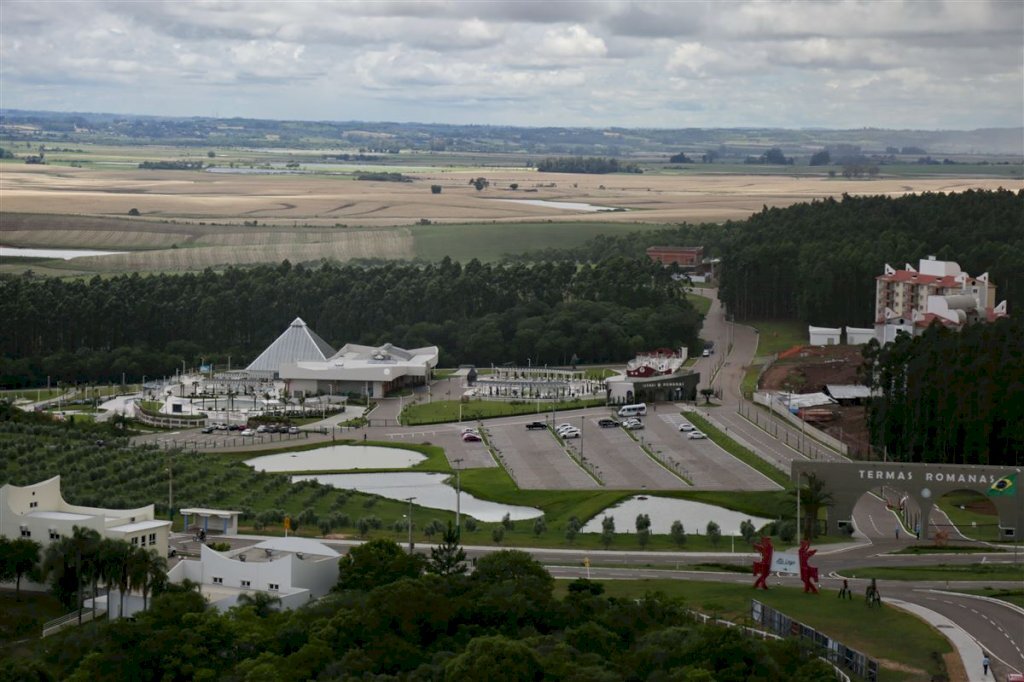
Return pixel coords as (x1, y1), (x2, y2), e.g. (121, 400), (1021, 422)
(744, 319), (807, 356)
(402, 397), (607, 425)
(936, 492), (1002, 542)
(0, 589), (67, 659)
(682, 411), (791, 488)
(0, 387), (66, 401)
(845, 563), (1024, 582)
(412, 221), (655, 262)
(947, 587), (1024, 609)
(891, 545), (996, 555)
(555, 579), (951, 682)
(740, 363), (763, 398)
(685, 292), (712, 316)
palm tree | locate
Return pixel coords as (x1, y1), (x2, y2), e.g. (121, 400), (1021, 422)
(236, 591), (281, 617)
(41, 526), (101, 622)
(788, 473), (835, 540)
(101, 539), (133, 619)
(129, 548), (168, 612)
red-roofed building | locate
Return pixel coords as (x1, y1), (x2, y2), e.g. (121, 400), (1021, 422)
(646, 246), (703, 267)
(875, 256), (1008, 343)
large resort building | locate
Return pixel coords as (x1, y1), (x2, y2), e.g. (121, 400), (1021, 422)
(0, 476), (171, 558)
(874, 256), (1008, 344)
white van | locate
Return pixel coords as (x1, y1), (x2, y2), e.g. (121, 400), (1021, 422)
(617, 403), (648, 417)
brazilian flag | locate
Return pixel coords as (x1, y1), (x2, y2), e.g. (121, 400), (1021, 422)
(988, 473), (1017, 497)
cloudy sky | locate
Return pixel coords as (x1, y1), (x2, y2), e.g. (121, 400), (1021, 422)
(2, 1), (1022, 129)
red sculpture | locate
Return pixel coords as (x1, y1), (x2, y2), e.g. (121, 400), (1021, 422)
(799, 539), (819, 594)
(752, 536), (773, 590)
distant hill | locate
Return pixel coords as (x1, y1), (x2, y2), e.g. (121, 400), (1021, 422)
(1, 108), (1020, 156)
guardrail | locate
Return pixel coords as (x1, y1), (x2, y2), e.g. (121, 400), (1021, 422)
(42, 606), (106, 637)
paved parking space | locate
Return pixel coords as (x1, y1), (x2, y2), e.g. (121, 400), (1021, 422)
(384, 426), (497, 469)
(487, 423), (597, 490)
(574, 416), (690, 490)
(650, 413), (780, 490)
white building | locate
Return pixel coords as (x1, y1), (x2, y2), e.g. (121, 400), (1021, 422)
(281, 342), (439, 399)
(844, 327), (876, 345)
(167, 536), (342, 611)
(807, 326), (841, 346)
(0, 476), (171, 558)
(245, 317), (336, 380)
(875, 256), (1008, 343)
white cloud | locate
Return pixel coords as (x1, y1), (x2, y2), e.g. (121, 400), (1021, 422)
(538, 24), (608, 60)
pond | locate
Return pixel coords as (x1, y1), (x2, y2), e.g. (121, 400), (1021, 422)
(1, 246), (128, 260)
(246, 445), (425, 472)
(581, 496), (773, 536)
(489, 199), (624, 212)
(292, 471), (543, 522)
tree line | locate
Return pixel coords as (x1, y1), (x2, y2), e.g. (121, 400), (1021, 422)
(4, 537), (837, 681)
(0, 255), (701, 389)
(536, 156), (643, 174)
(862, 316), (1024, 466)
(508, 189), (1024, 327)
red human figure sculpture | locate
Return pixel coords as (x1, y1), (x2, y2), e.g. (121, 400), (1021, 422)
(798, 539), (819, 594)
(752, 536), (773, 590)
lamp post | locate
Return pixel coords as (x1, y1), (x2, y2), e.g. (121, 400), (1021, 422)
(453, 458), (464, 537)
(404, 497), (416, 553)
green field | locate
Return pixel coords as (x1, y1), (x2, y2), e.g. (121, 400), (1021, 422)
(685, 292), (712, 316)
(744, 319), (807, 356)
(936, 491), (1003, 542)
(0, 387), (65, 401)
(564, 579), (952, 682)
(401, 397), (607, 425)
(411, 220), (653, 262)
(847, 563), (1024, 582)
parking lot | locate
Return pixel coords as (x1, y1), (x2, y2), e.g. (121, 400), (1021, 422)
(486, 421), (599, 489)
(384, 425), (497, 469)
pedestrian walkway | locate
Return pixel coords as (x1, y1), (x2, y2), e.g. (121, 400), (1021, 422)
(886, 598), (987, 682)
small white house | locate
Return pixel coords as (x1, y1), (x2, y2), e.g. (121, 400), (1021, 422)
(167, 537), (342, 611)
(844, 327), (875, 345)
(808, 326), (841, 346)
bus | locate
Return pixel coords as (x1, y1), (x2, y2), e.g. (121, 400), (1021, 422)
(617, 403), (648, 417)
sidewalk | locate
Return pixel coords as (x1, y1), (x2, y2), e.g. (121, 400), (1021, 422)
(886, 598), (986, 682)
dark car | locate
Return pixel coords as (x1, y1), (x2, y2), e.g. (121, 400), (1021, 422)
(598, 418), (619, 428)
(525, 421), (547, 430)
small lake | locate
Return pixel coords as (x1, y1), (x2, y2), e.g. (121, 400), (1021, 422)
(1, 246), (128, 260)
(581, 496), (773, 536)
(246, 445), (425, 472)
(489, 199), (623, 212)
(292, 471), (543, 522)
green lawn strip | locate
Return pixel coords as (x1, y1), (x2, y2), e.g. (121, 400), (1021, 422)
(743, 319), (807, 356)
(682, 412), (792, 489)
(402, 398), (607, 425)
(891, 545), (997, 555)
(0, 589), (67, 658)
(561, 579), (950, 682)
(685, 292), (712, 316)
(0, 387), (66, 401)
(945, 588), (1024, 609)
(935, 492), (1002, 542)
(740, 363), (762, 398)
(844, 563), (1024, 582)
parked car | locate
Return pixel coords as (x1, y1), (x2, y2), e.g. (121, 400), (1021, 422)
(687, 431), (707, 440)
(228, 424), (241, 431)
(240, 428), (256, 437)
(460, 427), (478, 434)
(624, 421), (644, 430)
(702, 349), (710, 357)
(200, 426), (214, 434)
(525, 421), (547, 430)
(598, 418), (619, 428)
(461, 432), (482, 442)
(559, 428), (581, 439)
(215, 423), (228, 431)
(288, 426), (300, 435)
(678, 422), (695, 432)
(256, 425), (268, 433)
(555, 423), (574, 432)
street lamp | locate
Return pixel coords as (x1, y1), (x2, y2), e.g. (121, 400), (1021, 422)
(453, 458), (464, 536)
(404, 497), (416, 553)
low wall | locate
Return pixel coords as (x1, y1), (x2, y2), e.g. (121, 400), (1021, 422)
(749, 393), (849, 458)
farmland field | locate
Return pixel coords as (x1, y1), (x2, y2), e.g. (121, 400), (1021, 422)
(1, 154), (1020, 274)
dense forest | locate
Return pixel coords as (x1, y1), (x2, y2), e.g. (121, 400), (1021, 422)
(511, 190), (1024, 327)
(2, 539), (836, 682)
(863, 317), (1024, 466)
(536, 157), (643, 174)
(0, 257), (702, 388)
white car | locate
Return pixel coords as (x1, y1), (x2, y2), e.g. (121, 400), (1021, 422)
(687, 431), (707, 440)
(556, 426), (578, 436)
(460, 427), (479, 435)
(702, 349), (710, 357)
(559, 428), (581, 439)
(678, 422), (695, 432)
(240, 428), (256, 437)
(555, 423), (574, 432)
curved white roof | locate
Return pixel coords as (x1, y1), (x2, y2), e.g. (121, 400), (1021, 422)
(252, 536), (340, 557)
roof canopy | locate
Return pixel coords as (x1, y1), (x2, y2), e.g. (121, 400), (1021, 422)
(246, 318), (336, 373)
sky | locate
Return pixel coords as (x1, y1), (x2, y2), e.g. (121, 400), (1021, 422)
(1, 1), (1022, 130)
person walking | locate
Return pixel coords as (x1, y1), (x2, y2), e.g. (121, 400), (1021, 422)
(895, 526), (900, 540)
(838, 578), (852, 600)
(982, 652), (990, 676)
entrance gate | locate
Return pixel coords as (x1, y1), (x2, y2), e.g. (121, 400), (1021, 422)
(791, 461), (1021, 540)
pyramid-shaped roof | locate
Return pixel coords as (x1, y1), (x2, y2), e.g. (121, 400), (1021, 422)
(246, 318), (336, 373)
